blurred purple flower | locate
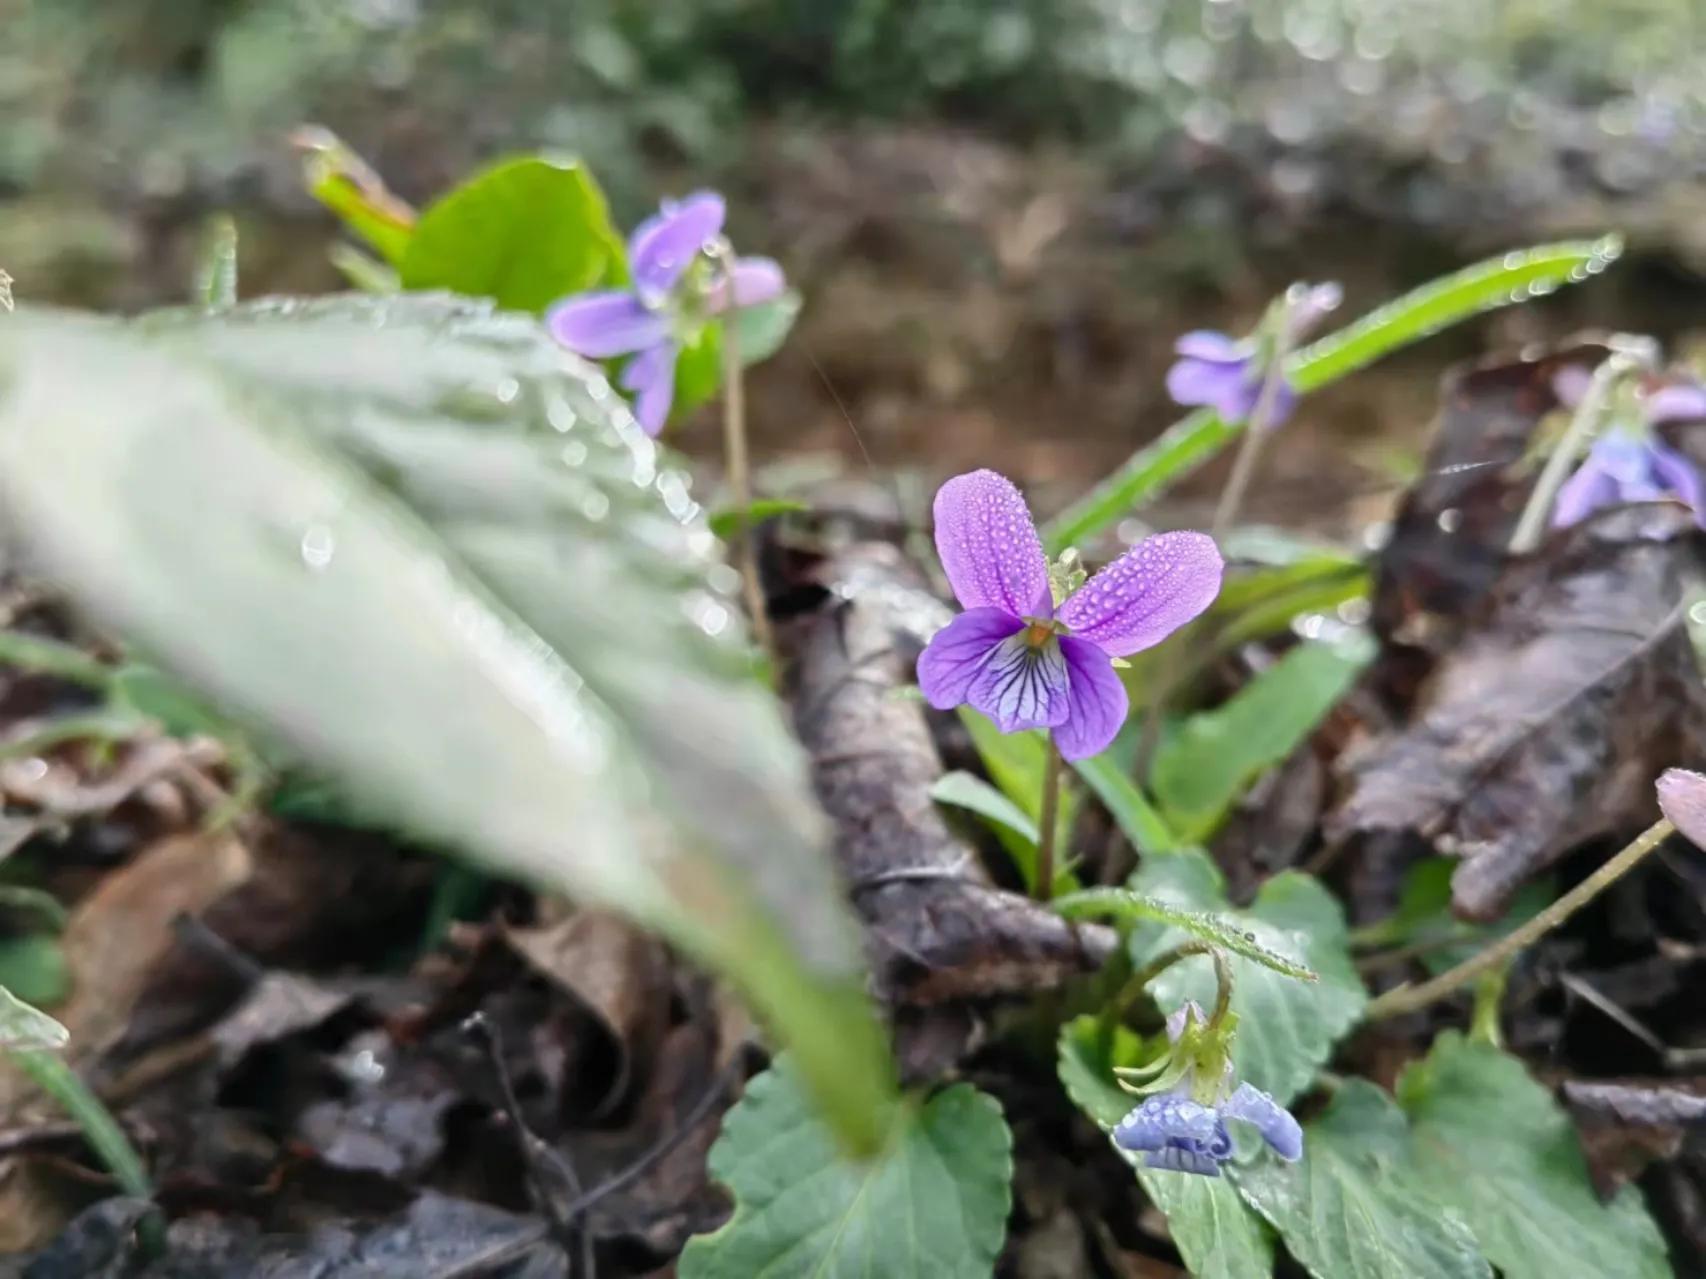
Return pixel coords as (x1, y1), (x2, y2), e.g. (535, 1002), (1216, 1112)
(546, 191), (785, 436)
(916, 470), (1222, 760)
(1551, 366), (1706, 529)
(1114, 1082), (1302, 1175)
(1165, 282), (1340, 429)
(1657, 768), (1706, 850)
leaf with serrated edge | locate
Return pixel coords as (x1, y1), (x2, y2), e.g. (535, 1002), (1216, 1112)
(1398, 1032), (1671, 1279)
(0, 297), (891, 1151)
(681, 1060), (1012, 1279)
(1053, 887), (1316, 981)
(1234, 1081), (1490, 1279)
(1059, 1017), (1273, 1279)
(1130, 851), (1365, 1104)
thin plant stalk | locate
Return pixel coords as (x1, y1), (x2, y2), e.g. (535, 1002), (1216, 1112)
(12, 1049), (161, 1250)
(709, 243), (775, 668)
(1100, 939), (1235, 1050)
(1507, 352), (1635, 554)
(1034, 734), (1064, 901)
(1365, 816), (1674, 1020)
(1134, 327), (1296, 788)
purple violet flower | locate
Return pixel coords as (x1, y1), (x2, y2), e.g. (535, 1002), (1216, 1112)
(916, 470), (1222, 761)
(1550, 366), (1706, 529)
(1165, 283), (1340, 430)
(1114, 1082), (1302, 1176)
(546, 191), (785, 436)
(1112, 1002), (1301, 1176)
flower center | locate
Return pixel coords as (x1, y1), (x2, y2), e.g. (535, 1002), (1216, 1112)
(1023, 620), (1057, 649)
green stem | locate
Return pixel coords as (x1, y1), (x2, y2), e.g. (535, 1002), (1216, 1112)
(1034, 734), (1064, 901)
(1469, 961), (1509, 1048)
(1365, 817), (1674, 1020)
(710, 241), (775, 670)
(1507, 352), (1635, 554)
(1103, 940), (1234, 1035)
(12, 1049), (161, 1250)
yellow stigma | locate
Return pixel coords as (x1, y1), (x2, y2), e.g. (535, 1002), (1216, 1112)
(1024, 621), (1055, 649)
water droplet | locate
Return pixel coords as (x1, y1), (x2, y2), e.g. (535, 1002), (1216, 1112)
(300, 524), (336, 570)
(561, 441), (588, 467)
(494, 377), (520, 405)
(581, 492), (610, 522)
(1436, 508), (1462, 533)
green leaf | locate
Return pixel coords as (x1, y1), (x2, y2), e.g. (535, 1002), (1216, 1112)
(0, 934), (67, 1007)
(1052, 887), (1316, 980)
(399, 157), (626, 315)
(956, 709), (1078, 893)
(1234, 1081), (1491, 1279)
(0, 985), (67, 1050)
(672, 322), (723, 423)
(194, 214), (238, 310)
(1398, 1032), (1671, 1279)
(1070, 752), (1180, 855)
(931, 770), (1040, 845)
(681, 1060), (1012, 1279)
(1042, 238), (1622, 554)
(1153, 638), (1371, 840)
(1130, 851), (1365, 1104)
(0, 296), (893, 1153)
(1058, 1016), (1274, 1279)
(707, 499), (810, 541)
(296, 126), (415, 266)
(732, 290), (803, 364)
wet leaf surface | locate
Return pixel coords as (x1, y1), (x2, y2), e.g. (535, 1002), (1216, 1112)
(1333, 504), (1706, 919)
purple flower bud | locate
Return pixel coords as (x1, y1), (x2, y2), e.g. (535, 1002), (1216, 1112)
(1113, 1081), (1300, 1176)
(916, 471), (1222, 760)
(1164, 281), (1338, 430)
(1657, 768), (1706, 850)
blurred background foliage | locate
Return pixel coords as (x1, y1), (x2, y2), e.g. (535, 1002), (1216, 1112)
(8, 0), (1706, 517)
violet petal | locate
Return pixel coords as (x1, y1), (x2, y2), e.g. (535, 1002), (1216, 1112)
(629, 191), (726, 295)
(1113, 1094), (1220, 1153)
(916, 608), (1026, 710)
(1657, 768), (1706, 851)
(965, 632), (1072, 734)
(1550, 446), (1621, 529)
(1058, 531), (1223, 658)
(1173, 330), (1248, 364)
(620, 342), (678, 436)
(931, 470), (1051, 617)
(1644, 382), (1706, 425)
(1647, 439), (1706, 526)
(710, 256), (786, 312)
(547, 292), (669, 358)
(1221, 1083), (1303, 1161)
(1052, 635), (1129, 761)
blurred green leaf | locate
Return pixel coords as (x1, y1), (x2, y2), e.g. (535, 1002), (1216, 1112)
(731, 289), (802, 364)
(194, 214), (238, 310)
(1234, 1081), (1491, 1279)
(1053, 887), (1317, 980)
(1070, 751), (1179, 855)
(0, 934), (67, 1007)
(1153, 638), (1371, 840)
(0, 296), (892, 1153)
(1058, 1016), (1274, 1279)
(931, 770), (1040, 845)
(296, 126), (415, 266)
(1130, 851), (1365, 1104)
(681, 1059), (1012, 1279)
(0, 984), (67, 1050)
(673, 323), (723, 423)
(707, 499), (810, 540)
(956, 709), (1077, 893)
(400, 157), (626, 315)
(1398, 1032), (1670, 1279)
(1042, 237), (1623, 554)
(1358, 858), (1552, 973)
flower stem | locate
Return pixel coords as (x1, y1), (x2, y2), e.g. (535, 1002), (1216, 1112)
(710, 242), (775, 669)
(1134, 322), (1297, 787)
(11, 1048), (162, 1252)
(1507, 352), (1635, 555)
(1104, 940), (1234, 1031)
(1035, 734), (1064, 900)
(1365, 816), (1674, 1021)
(1469, 961), (1509, 1048)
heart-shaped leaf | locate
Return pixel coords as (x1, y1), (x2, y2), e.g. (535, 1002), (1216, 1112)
(400, 157), (626, 314)
(681, 1060), (1012, 1279)
(0, 296), (891, 1151)
(1397, 1032), (1671, 1279)
(1130, 851), (1365, 1104)
(1234, 1080), (1491, 1279)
